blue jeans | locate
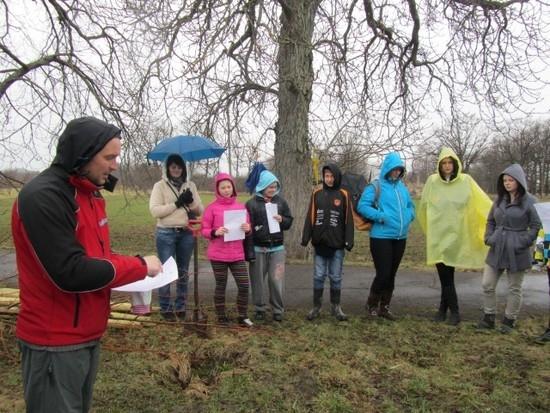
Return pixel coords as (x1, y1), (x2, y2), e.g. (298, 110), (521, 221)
(313, 249), (345, 290)
(156, 227), (194, 312)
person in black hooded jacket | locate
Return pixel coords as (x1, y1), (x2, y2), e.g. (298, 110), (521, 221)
(302, 163), (354, 321)
(12, 116), (162, 412)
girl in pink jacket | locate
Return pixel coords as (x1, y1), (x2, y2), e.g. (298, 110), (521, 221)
(201, 173), (253, 327)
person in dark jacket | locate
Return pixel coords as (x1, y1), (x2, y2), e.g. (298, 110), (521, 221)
(477, 164), (541, 333)
(11, 117), (162, 412)
(302, 163), (354, 321)
(357, 152), (415, 320)
(246, 170), (293, 322)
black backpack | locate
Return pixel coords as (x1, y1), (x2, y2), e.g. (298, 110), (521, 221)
(341, 172), (379, 231)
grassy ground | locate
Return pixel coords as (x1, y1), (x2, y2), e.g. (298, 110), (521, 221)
(0, 190), (426, 268)
(1, 190), (549, 412)
(1, 312), (548, 412)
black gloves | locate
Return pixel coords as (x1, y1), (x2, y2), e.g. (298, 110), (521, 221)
(175, 189), (194, 208)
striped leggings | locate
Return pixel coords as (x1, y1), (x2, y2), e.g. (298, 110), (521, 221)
(210, 260), (249, 317)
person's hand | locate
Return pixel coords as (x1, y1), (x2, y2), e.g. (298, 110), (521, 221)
(241, 223), (251, 233)
(273, 214), (282, 223)
(143, 255), (162, 276)
(175, 189), (193, 208)
(180, 189), (194, 205)
(215, 227), (228, 236)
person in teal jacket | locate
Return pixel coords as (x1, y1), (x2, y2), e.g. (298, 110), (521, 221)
(357, 152), (415, 320)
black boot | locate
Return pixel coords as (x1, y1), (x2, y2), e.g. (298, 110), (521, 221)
(476, 313), (496, 330)
(330, 289), (347, 321)
(432, 288), (448, 322)
(378, 291), (396, 321)
(446, 285), (461, 326)
(365, 290), (380, 317)
(307, 288), (323, 321)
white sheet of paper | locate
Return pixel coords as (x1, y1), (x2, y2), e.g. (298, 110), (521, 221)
(113, 256), (178, 292)
(265, 202), (280, 234)
(223, 209), (247, 242)
(534, 202), (550, 233)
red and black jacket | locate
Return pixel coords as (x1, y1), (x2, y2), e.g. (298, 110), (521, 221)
(12, 117), (147, 346)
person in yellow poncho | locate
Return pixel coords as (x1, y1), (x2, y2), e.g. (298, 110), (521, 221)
(418, 147), (492, 326)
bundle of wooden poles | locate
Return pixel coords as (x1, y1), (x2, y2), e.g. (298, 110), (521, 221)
(0, 288), (156, 329)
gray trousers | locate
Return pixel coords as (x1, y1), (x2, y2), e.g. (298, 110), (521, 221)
(19, 341), (100, 413)
(481, 264), (525, 320)
(249, 249), (286, 315)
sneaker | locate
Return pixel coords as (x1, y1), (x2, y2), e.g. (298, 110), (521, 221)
(378, 306), (396, 321)
(160, 312), (176, 322)
(273, 313), (283, 322)
(254, 311), (265, 321)
(366, 307), (379, 318)
(534, 328), (550, 344)
(238, 317), (254, 327)
(175, 311), (186, 321)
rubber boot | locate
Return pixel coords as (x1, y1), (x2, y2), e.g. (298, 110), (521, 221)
(366, 291), (380, 317)
(432, 288), (448, 322)
(446, 285), (461, 326)
(306, 288), (323, 321)
(378, 291), (396, 321)
(330, 289), (347, 321)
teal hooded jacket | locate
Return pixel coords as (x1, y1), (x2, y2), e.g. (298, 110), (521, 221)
(357, 152), (415, 239)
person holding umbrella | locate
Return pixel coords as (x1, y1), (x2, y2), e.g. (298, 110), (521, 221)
(149, 154), (204, 321)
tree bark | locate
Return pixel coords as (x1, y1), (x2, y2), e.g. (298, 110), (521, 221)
(274, 0), (320, 259)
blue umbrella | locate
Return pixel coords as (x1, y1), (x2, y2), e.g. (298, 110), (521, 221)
(147, 135), (226, 162)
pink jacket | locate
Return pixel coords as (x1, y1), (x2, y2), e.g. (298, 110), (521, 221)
(201, 173), (250, 262)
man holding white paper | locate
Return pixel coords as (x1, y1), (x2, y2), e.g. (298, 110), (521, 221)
(246, 170), (293, 322)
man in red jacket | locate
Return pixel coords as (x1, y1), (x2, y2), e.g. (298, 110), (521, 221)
(11, 116), (162, 412)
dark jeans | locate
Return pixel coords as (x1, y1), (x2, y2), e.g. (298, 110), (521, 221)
(369, 238), (407, 294)
(155, 227), (194, 312)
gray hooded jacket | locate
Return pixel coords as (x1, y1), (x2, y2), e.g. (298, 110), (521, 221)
(484, 164), (541, 272)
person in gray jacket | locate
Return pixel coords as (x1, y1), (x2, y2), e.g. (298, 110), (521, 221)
(477, 164), (541, 333)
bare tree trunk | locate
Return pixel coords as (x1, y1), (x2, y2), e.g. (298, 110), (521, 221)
(274, 1), (319, 259)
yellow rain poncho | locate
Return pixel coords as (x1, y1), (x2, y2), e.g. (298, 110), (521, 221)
(417, 147), (492, 268)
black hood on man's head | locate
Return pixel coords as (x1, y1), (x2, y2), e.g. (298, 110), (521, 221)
(52, 117), (121, 173)
(322, 163), (342, 189)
